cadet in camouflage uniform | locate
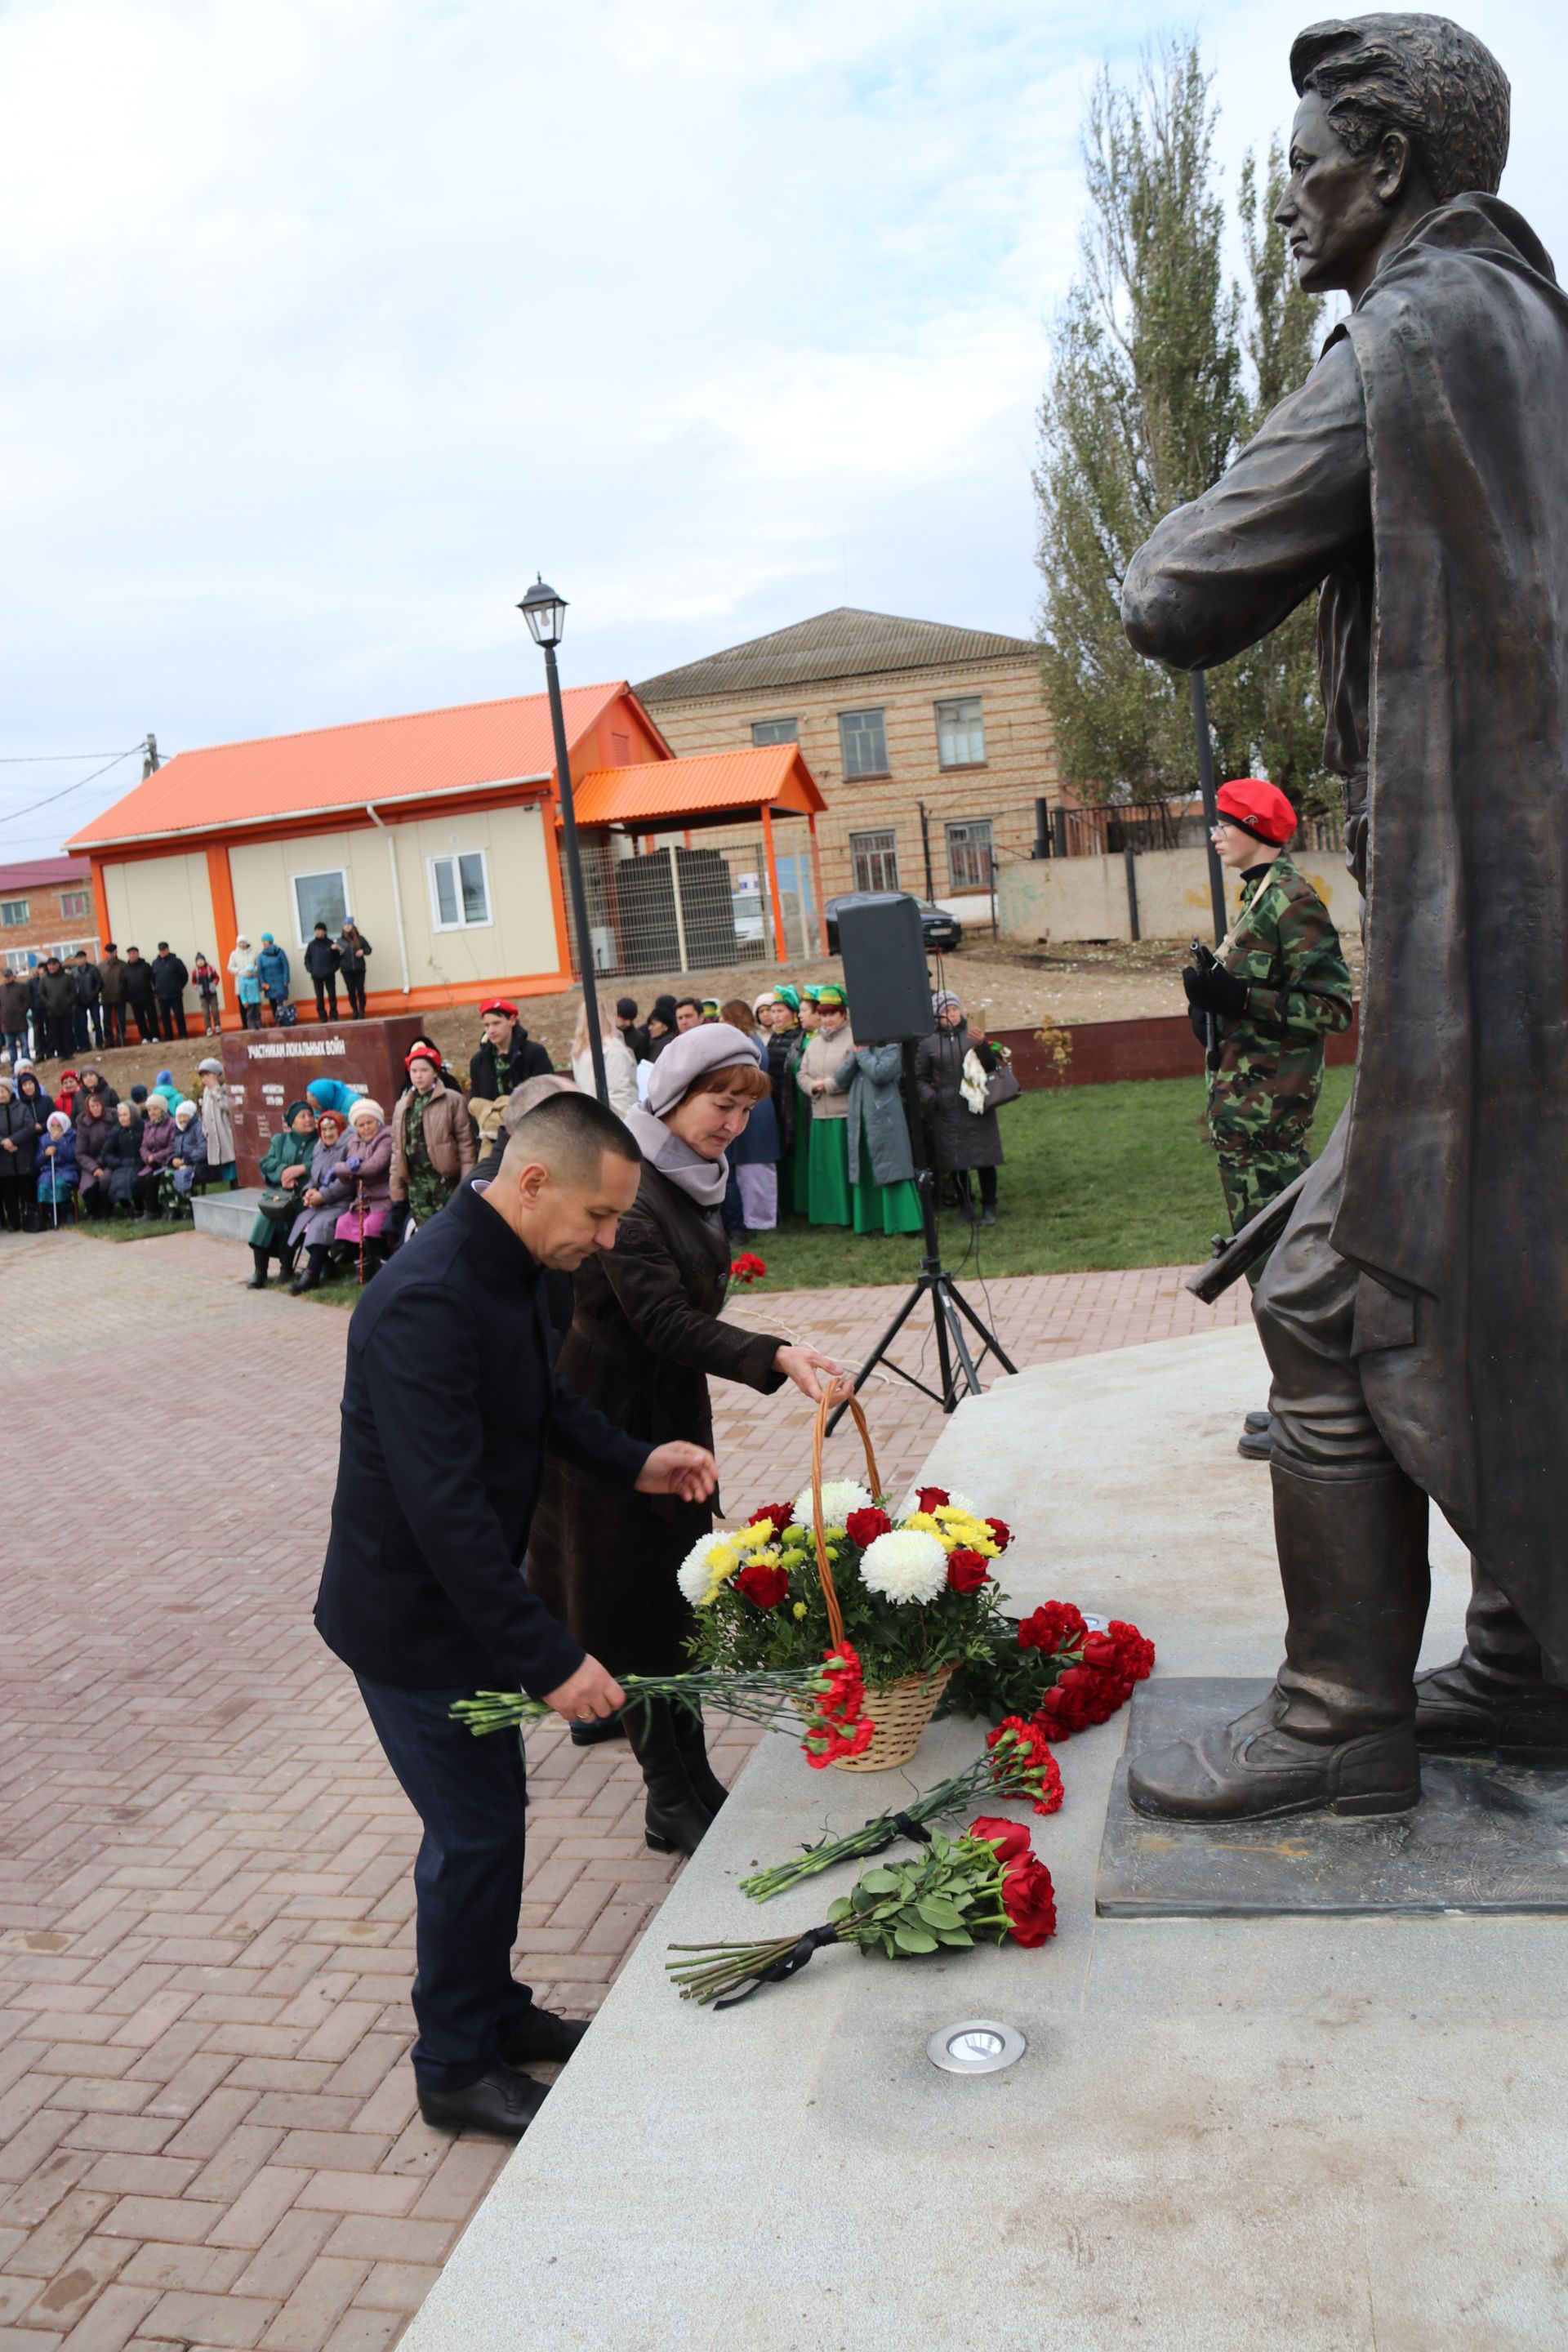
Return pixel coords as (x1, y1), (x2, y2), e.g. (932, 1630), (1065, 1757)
(1184, 777), (1353, 1236)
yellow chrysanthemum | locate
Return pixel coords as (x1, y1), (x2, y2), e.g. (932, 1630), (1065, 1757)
(735, 1521), (775, 1552)
(792, 1601), (808, 1620)
(903, 1511), (943, 1537)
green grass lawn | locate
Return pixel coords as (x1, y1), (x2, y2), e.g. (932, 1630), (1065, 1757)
(741, 1064), (1354, 1292)
(67, 1065), (1354, 1296)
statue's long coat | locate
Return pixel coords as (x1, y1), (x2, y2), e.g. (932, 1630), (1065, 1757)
(1125, 198), (1568, 1666)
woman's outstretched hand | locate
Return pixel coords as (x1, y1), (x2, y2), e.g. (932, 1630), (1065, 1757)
(636, 1441), (719, 1502)
(773, 1344), (844, 1402)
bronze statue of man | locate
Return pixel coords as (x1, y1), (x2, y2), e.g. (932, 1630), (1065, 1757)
(1121, 14), (1568, 1820)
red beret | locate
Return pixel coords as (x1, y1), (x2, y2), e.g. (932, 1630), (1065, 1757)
(1216, 777), (1296, 846)
(404, 1044), (443, 1072)
(479, 998), (518, 1021)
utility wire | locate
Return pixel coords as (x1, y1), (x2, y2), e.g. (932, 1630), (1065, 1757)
(0, 746), (145, 828)
(0, 752), (136, 763)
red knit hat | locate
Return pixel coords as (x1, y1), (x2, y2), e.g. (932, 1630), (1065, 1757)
(1215, 777), (1296, 845)
(404, 1043), (443, 1073)
(479, 998), (518, 1021)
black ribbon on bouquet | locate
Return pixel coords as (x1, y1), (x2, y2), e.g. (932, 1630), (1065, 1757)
(714, 1922), (842, 2008)
(862, 1809), (934, 1857)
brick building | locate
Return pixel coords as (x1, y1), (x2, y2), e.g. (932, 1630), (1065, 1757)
(635, 608), (1058, 915)
(0, 853), (99, 973)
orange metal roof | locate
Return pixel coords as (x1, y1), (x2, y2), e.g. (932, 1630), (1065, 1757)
(65, 683), (630, 851)
(569, 745), (825, 828)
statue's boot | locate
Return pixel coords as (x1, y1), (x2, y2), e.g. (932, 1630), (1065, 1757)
(1129, 1461), (1429, 1820)
(1414, 1570), (1568, 1762)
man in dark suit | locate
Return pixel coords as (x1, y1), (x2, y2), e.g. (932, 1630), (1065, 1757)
(316, 1090), (717, 2136)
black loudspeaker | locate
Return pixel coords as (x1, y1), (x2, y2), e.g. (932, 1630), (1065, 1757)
(835, 893), (936, 1043)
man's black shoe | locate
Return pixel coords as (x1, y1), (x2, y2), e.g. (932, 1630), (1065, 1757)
(1237, 1423), (1272, 1459)
(498, 2009), (589, 2068)
(416, 2064), (548, 2137)
(1244, 1409), (1272, 1434)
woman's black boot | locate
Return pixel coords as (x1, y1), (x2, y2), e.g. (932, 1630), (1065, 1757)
(624, 1699), (712, 1856)
(291, 1245), (328, 1296)
(246, 1247), (271, 1290)
(670, 1704), (729, 1817)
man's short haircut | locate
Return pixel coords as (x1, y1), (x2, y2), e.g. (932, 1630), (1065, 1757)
(1291, 14), (1510, 200)
(675, 996), (702, 1013)
(501, 1071), (577, 1130)
(501, 1089), (641, 1185)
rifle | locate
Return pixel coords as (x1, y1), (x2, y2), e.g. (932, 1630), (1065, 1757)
(1188, 937), (1218, 1062)
(1183, 1165), (1312, 1303)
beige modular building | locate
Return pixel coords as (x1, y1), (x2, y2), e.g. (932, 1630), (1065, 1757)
(635, 608), (1058, 920)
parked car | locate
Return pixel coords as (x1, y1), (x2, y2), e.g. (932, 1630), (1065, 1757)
(824, 894), (964, 955)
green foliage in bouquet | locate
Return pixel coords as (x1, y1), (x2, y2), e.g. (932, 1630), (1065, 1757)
(680, 1480), (1013, 1691)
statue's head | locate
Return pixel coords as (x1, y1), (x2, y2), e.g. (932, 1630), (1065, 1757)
(1281, 14), (1510, 294)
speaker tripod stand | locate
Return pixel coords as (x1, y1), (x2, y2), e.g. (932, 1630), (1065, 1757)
(827, 1042), (1016, 1432)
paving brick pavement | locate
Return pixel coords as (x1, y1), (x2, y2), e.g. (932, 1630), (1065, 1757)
(0, 1227), (1248, 2349)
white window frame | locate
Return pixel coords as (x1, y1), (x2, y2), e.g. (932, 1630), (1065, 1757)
(849, 828), (900, 893)
(751, 717), (800, 746)
(946, 817), (995, 891)
(935, 696), (987, 769)
(1, 900), (29, 929)
(428, 847), (493, 933)
(59, 889), (91, 920)
(288, 864), (350, 949)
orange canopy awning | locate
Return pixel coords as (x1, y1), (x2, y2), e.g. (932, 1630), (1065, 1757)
(568, 744), (825, 829)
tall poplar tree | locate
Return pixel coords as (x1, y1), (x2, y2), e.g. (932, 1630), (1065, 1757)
(1035, 53), (1329, 807)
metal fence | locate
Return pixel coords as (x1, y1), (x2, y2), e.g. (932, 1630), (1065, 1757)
(1053, 801), (1208, 858)
(562, 838), (819, 978)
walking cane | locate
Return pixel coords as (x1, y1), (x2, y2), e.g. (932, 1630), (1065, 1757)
(47, 1146), (57, 1227)
(356, 1179), (367, 1286)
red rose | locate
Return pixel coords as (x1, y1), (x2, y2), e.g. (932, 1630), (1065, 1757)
(968, 1814), (1031, 1866)
(735, 1561), (790, 1610)
(747, 1502), (794, 1537)
(844, 1506), (892, 1548)
(1000, 1851), (1058, 1945)
(915, 1486), (951, 1512)
(1081, 1631), (1118, 1670)
(946, 1548), (991, 1594)
(1018, 1600), (1088, 1656)
(985, 1517), (1012, 1551)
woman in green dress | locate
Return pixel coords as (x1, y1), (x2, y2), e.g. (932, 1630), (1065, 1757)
(837, 1040), (923, 1236)
(795, 985), (855, 1226)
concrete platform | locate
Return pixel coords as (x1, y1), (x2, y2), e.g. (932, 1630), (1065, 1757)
(192, 1185), (262, 1241)
(403, 1325), (1568, 2352)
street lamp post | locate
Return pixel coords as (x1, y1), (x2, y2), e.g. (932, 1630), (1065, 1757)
(519, 578), (608, 1106)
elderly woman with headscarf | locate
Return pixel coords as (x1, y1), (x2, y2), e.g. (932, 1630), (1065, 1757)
(133, 1094), (179, 1218)
(527, 1025), (841, 1856)
(101, 1102), (141, 1218)
(0, 1072), (37, 1232)
(75, 1092), (116, 1219)
(287, 1107), (350, 1291)
(36, 1111), (78, 1223)
(247, 1099), (316, 1287)
(915, 988), (1004, 1224)
(168, 1099), (207, 1205)
(332, 1097), (394, 1273)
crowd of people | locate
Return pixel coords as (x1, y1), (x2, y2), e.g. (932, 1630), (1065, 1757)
(0, 1057), (237, 1232)
(0, 919), (376, 1066)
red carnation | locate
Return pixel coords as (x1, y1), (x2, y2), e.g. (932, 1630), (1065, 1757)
(1000, 1849), (1058, 1945)
(985, 1517), (1012, 1551)
(1110, 1619), (1156, 1681)
(747, 1502), (795, 1537)
(1018, 1600), (1087, 1656)
(985, 1715), (1064, 1814)
(735, 1561), (790, 1610)
(915, 1486), (951, 1512)
(844, 1506), (892, 1548)
(946, 1547), (992, 1594)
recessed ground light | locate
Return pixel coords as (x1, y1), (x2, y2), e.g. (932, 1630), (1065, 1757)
(927, 2019), (1027, 2075)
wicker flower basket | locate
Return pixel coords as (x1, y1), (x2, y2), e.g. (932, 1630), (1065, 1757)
(803, 1380), (954, 1772)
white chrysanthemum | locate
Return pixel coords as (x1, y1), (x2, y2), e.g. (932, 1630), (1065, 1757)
(676, 1531), (739, 1607)
(791, 1478), (874, 1529)
(858, 1527), (948, 1606)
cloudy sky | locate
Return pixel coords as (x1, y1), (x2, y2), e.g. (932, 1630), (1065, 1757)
(2, 0), (1563, 853)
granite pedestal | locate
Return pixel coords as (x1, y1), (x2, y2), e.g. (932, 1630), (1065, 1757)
(402, 1324), (1568, 2352)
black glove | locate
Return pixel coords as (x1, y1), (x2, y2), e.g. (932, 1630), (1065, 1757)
(1183, 960), (1250, 1020)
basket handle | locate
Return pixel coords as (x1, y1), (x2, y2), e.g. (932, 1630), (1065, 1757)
(808, 1377), (882, 1650)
